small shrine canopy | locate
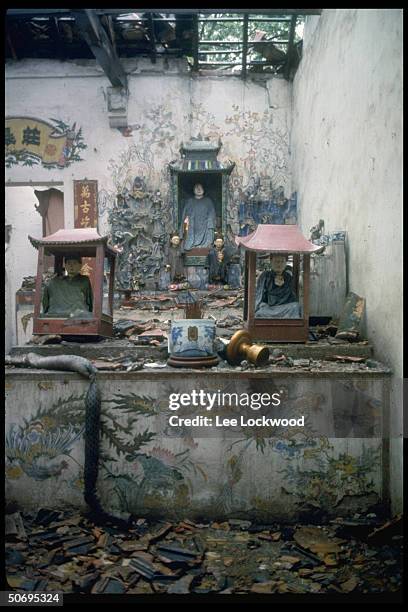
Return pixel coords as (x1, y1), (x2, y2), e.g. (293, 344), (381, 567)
(169, 138), (235, 173)
(29, 228), (117, 257)
(235, 224), (321, 254)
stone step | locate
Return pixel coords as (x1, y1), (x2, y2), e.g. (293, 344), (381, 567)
(9, 339), (372, 361)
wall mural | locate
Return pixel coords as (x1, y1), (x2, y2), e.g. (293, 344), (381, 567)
(5, 387), (381, 519)
(100, 100), (296, 288)
(5, 117), (87, 169)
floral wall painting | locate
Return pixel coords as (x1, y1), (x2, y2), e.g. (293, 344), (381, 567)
(101, 98), (297, 277)
(5, 380), (382, 520)
(5, 393), (87, 482)
(5, 117), (87, 169)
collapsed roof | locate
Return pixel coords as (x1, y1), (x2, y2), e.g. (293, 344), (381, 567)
(6, 9), (321, 82)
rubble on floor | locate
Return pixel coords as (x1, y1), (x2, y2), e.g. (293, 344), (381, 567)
(5, 509), (402, 595)
(113, 318), (169, 342)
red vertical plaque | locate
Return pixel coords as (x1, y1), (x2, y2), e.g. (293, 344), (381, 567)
(73, 180), (98, 291)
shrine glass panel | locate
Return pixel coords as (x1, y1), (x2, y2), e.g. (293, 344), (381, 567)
(254, 253), (303, 320)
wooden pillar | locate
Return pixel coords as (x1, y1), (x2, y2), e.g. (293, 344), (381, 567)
(242, 14), (249, 79)
(247, 251), (257, 327)
(94, 245), (104, 320)
(243, 250), (249, 322)
(54, 254), (63, 276)
(292, 253), (300, 297)
(108, 255), (115, 316)
(303, 254), (310, 324)
(34, 246), (44, 319)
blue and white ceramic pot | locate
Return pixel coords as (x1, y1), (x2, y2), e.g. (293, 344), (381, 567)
(169, 319), (216, 358)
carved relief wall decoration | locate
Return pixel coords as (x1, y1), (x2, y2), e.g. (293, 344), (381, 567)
(108, 178), (172, 291)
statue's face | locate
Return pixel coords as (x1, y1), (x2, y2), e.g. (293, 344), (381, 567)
(65, 259), (82, 277)
(171, 235), (180, 247)
(270, 255), (287, 274)
(214, 238), (224, 250)
(194, 183), (204, 198)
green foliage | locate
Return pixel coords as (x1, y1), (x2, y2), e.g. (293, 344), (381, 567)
(197, 13), (304, 66)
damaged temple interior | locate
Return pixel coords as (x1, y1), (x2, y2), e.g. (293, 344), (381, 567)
(4, 9), (403, 600)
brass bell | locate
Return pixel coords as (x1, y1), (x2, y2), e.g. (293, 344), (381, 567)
(225, 329), (270, 367)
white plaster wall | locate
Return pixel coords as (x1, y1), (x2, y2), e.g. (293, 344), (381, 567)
(5, 187), (43, 352)
(291, 9), (403, 513)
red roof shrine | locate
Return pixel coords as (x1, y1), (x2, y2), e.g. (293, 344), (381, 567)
(28, 228), (117, 256)
(235, 224), (321, 254)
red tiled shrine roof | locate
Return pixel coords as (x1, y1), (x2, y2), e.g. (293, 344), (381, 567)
(28, 228), (117, 256)
(235, 224), (321, 254)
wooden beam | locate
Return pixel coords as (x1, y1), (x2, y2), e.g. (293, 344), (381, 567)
(193, 14), (199, 71)
(50, 17), (64, 60)
(200, 40), (243, 45)
(7, 9), (71, 16)
(201, 39), (289, 44)
(241, 14), (249, 79)
(284, 14), (297, 80)
(147, 13), (157, 63)
(6, 31), (18, 60)
(6, 8), (322, 17)
(72, 9), (127, 89)
(198, 50), (242, 55)
(198, 61), (243, 67)
(106, 15), (117, 56)
(198, 60), (285, 66)
(199, 17), (291, 22)
(95, 9), (323, 16)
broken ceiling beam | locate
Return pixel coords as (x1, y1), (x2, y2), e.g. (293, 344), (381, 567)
(50, 16), (64, 61)
(284, 14), (297, 80)
(72, 9), (127, 89)
(105, 15), (117, 55)
(6, 31), (18, 60)
(200, 40), (289, 45)
(193, 15), (199, 71)
(146, 13), (157, 63)
(92, 9), (322, 16)
(241, 14), (249, 79)
(6, 9), (72, 16)
(6, 8), (322, 17)
(252, 30), (287, 64)
(198, 50), (241, 55)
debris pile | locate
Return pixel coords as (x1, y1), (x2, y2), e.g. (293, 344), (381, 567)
(122, 294), (176, 311)
(5, 509), (402, 594)
(113, 319), (168, 345)
(20, 276), (37, 291)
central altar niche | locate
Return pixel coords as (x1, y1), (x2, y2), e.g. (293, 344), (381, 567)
(169, 138), (235, 288)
